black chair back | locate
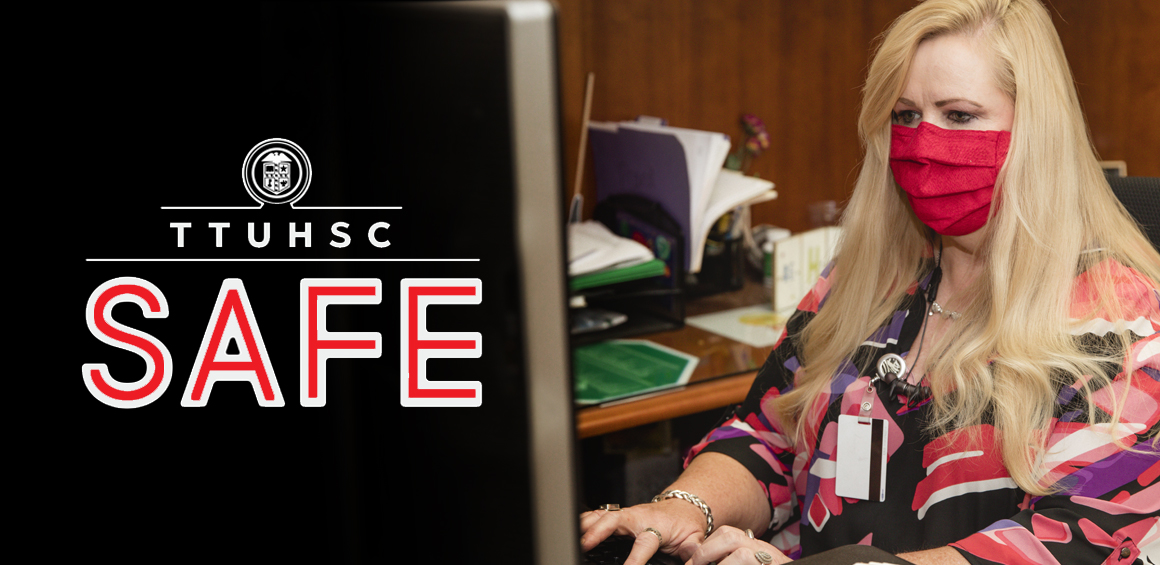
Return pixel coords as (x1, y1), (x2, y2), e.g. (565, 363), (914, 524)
(1106, 176), (1160, 252)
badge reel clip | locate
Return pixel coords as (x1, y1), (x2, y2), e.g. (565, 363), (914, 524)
(834, 354), (904, 502)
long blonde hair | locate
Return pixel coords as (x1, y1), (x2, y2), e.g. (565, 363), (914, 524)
(775, 0), (1160, 495)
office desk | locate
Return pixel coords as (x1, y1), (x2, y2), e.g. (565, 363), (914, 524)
(576, 280), (779, 439)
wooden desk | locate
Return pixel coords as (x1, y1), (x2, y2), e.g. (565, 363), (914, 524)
(575, 280), (779, 438)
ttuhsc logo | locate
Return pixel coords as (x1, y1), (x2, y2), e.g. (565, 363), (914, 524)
(82, 139), (482, 409)
(241, 138), (313, 206)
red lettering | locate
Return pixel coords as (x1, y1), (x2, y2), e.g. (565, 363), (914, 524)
(83, 277), (173, 408)
(182, 279), (283, 407)
(400, 279), (482, 407)
(300, 279), (382, 407)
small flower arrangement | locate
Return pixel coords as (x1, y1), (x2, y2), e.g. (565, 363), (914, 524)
(724, 113), (770, 175)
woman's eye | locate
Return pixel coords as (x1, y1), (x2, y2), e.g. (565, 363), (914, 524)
(947, 111), (976, 124)
(892, 110), (919, 126)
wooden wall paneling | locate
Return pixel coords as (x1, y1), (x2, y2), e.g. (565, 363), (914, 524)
(774, 2), (861, 231)
(684, 1), (780, 226)
(558, 0), (920, 233)
(557, 0), (585, 210)
(749, 0), (914, 231)
(685, 1), (750, 136)
(555, 0), (1156, 235)
(1050, 0), (1160, 177)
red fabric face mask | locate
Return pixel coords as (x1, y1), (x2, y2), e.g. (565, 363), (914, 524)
(889, 122), (1011, 236)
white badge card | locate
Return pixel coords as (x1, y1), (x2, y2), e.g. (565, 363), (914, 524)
(834, 414), (888, 502)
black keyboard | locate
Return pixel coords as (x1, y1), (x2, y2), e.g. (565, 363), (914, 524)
(582, 536), (683, 565)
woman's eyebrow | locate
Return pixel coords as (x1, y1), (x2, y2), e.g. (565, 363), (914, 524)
(934, 98), (983, 108)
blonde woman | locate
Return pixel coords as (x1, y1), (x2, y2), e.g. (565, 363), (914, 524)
(580, 0), (1160, 564)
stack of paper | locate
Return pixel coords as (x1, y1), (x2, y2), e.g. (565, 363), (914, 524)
(588, 120), (776, 274)
(568, 220), (654, 276)
(701, 169), (776, 259)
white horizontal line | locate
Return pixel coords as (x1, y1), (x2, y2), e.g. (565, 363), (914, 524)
(160, 206), (263, 210)
(158, 206), (403, 210)
(86, 258), (478, 262)
(293, 206), (402, 210)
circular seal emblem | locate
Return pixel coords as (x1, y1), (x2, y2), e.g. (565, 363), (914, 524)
(876, 353), (906, 379)
(241, 138), (312, 205)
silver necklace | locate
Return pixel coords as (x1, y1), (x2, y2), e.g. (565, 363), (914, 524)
(928, 300), (961, 320)
(928, 244), (962, 320)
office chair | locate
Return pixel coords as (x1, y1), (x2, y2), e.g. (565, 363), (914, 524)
(1106, 176), (1160, 252)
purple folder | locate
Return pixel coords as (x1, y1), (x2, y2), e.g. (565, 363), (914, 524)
(588, 126), (692, 270)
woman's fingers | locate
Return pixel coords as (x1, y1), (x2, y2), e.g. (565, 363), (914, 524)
(716, 549), (773, 565)
(578, 510), (665, 565)
(689, 526), (791, 565)
(578, 501), (707, 561)
(578, 510), (605, 533)
(622, 528), (664, 565)
(689, 526), (748, 565)
(578, 509), (623, 551)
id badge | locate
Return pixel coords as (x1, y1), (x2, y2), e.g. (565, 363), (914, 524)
(834, 414), (888, 501)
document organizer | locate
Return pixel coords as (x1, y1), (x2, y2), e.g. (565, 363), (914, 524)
(571, 195), (686, 347)
(686, 232), (746, 298)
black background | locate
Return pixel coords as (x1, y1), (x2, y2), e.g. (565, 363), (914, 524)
(41, 4), (559, 561)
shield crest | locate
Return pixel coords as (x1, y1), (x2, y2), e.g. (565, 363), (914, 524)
(262, 152), (292, 194)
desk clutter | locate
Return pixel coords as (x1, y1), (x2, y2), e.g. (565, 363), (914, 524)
(568, 116), (842, 403)
(568, 117), (778, 343)
(569, 220), (664, 291)
(568, 114), (846, 340)
(569, 194), (687, 343)
(587, 118), (776, 275)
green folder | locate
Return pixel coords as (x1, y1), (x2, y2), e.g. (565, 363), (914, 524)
(573, 339), (698, 405)
(569, 258), (665, 291)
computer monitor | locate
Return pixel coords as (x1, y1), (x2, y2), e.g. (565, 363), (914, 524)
(67, 2), (578, 562)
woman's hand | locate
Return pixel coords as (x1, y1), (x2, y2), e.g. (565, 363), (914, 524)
(688, 525), (792, 565)
(579, 499), (709, 565)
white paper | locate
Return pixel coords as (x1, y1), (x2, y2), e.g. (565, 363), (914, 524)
(697, 170), (776, 270)
(685, 304), (788, 348)
(567, 220), (654, 276)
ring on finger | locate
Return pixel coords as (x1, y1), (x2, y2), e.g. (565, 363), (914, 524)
(644, 527), (663, 545)
(599, 504), (621, 511)
(754, 550), (774, 564)
(745, 529), (754, 539)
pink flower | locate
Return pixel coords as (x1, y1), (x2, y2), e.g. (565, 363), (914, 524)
(742, 113), (767, 136)
(745, 131), (770, 154)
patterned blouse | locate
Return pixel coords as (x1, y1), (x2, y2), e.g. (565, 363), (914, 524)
(687, 259), (1159, 564)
